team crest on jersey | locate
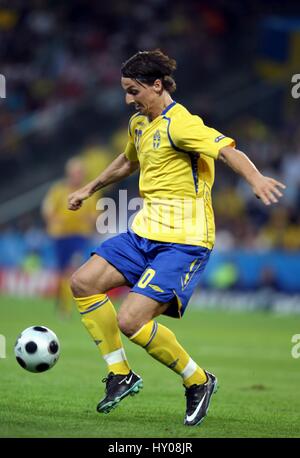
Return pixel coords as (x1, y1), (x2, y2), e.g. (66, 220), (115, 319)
(153, 130), (161, 149)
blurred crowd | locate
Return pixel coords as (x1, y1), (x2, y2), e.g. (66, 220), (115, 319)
(213, 112), (300, 252)
(0, 0), (299, 295)
(0, 0), (250, 174)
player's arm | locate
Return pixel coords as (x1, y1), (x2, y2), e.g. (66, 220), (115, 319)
(68, 153), (139, 211)
(218, 145), (286, 206)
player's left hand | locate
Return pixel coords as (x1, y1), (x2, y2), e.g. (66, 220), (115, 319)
(68, 187), (91, 211)
(252, 176), (286, 206)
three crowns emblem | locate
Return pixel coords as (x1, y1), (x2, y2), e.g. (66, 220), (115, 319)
(153, 129), (161, 149)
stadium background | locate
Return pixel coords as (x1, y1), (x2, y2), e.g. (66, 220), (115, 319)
(0, 0), (300, 439)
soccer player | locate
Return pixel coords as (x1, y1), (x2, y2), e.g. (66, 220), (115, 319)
(42, 157), (98, 317)
(68, 50), (285, 426)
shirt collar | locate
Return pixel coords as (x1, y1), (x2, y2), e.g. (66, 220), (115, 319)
(161, 100), (176, 116)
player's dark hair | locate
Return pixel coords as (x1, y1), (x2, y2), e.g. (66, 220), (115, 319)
(121, 49), (177, 94)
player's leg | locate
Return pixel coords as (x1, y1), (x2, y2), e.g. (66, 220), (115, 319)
(71, 254), (133, 376)
(56, 236), (89, 318)
(118, 292), (217, 426)
(117, 243), (217, 426)
(71, 232), (146, 413)
(118, 291), (207, 387)
(57, 267), (74, 318)
(53, 237), (74, 318)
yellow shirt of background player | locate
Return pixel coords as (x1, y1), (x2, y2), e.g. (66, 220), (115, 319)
(43, 181), (98, 237)
(124, 102), (235, 249)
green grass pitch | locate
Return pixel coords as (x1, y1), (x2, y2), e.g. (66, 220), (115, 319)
(0, 295), (299, 438)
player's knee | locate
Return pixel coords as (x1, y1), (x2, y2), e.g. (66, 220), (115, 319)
(70, 271), (90, 298)
(117, 312), (139, 337)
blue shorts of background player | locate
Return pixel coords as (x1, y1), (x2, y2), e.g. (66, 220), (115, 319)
(54, 235), (89, 271)
(93, 230), (211, 318)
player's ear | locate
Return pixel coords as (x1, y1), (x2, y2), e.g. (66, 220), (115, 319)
(153, 79), (163, 93)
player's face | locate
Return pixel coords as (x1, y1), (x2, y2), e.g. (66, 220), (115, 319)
(121, 77), (160, 116)
(66, 162), (85, 187)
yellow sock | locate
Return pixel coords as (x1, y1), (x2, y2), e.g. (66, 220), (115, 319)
(57, 275), (74, 317)
(130, 320), (207, 387)
(74, 294), (130, 375)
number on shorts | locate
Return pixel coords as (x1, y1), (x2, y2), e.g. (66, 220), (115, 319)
(137, 268), (156, 288)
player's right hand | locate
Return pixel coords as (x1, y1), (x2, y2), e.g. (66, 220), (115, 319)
(251, 176), (286, 206)
(68, 188), (91, 211)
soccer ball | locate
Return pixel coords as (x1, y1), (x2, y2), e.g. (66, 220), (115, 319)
(14, 326), (60, 373)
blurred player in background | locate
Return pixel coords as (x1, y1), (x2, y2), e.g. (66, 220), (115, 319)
(42, 157), (98, 317)
(80, 136), (111, 183)
(68, 50), (285, 425)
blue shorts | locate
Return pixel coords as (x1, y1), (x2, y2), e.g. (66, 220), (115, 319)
(54, 236), (89, 270)
(93, 230), (211, 318)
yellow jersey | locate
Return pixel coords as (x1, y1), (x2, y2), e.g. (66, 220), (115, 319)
(43, 181), (98, 238)
(124, 102), (235, 249)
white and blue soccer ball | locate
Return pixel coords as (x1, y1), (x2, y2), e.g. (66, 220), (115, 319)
(14, 326), (60, 373)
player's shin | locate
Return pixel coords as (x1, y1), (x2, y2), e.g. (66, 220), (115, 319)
(130, 320), (207, 386)
(56, 274), (74, 318)
(74, 294), (130, 375)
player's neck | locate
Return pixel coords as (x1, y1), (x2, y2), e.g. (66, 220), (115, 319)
(148, 94), (173, 122)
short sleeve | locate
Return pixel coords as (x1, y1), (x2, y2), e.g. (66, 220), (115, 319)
(124, 141), (138, 162)
(170, 114), (235, 159)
